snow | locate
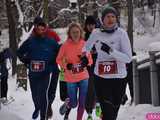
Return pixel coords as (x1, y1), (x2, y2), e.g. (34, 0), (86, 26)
(69, 0), (77, 3)
(148, 42), (160, 52)
(0, 29), (9, 52)
(54, 28), (67, 44)
(1, 75), (160, 120)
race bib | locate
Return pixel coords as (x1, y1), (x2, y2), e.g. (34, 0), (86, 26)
(72, 63), (84, 74)
(31, 61), (45, 72)
(98, 61), (117, 75)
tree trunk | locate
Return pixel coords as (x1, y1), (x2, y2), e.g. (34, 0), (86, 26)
(6, 0), (17, 75)
(127, 0), (133, 50)
(77, 0), (85, 24)
(43, 0), (49, 24)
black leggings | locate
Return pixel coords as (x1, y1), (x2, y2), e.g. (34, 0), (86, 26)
(59, 81), (68, 101)
(94, 75), (126, 120)
(1, 76), (8, 98)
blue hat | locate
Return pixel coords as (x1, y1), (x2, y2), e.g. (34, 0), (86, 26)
(33, 16), (46, 26)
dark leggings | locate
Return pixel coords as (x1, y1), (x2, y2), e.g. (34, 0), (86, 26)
(59, 81), (68, 101)
(48, 72), (59, 104)
(29, 74), (50, 120)
(94, 75), (126, 120)
(85, 66), (96, 114)
(1, 76), (8, 98)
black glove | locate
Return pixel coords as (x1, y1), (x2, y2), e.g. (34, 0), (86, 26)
(19, 54), (30, 64)
(101, 42), (111, 54)
(80, 55), (89, 68)
(24, 63), (29, 68)
(66, 63), (73, 70)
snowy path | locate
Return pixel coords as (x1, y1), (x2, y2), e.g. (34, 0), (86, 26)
(1, 76), (160, 120)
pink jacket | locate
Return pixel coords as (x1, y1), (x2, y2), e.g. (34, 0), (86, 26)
(56, 38), (93, 83)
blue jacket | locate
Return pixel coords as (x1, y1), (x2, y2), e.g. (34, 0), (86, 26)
(17, 36), (60, 76)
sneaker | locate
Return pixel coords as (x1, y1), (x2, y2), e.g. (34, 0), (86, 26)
(87, 114), (93, 120)
(59, 98), (70, 115)
(95, 103), (102, 117)
(121, 94), (128, 105)
(47, 104), (53, 119)
(1, 97), (15, 105)
(32, 109), (39, 119)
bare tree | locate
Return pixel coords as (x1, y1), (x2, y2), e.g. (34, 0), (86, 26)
(77, 0), (85, 24)
(127, 0), (133, 50)
(43, 0), (49, 23)
(5, 0), (18, 75)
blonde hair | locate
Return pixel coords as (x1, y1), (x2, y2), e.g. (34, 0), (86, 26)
(67, 22), (84, 39)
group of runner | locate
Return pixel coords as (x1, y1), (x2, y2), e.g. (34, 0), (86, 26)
(16, 5), (133, 120)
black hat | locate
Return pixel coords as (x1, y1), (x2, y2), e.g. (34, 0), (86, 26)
(33, 16), (46, 27)
(101, 6), (117, 22)
(85, 16), (96, 25)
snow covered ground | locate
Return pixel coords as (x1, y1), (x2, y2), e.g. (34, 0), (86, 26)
(1, 74), (160, 120)
(0, 68), (160, 120)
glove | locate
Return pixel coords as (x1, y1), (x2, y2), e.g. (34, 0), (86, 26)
(20, 57), (30, 67)
(24, 63), (29, 68)
(80, 55), (89, 68)
(101, 42), (111, 54)
(66, 63), (73, 70)
(91, 45), (97, 54)
(19, 54), (30, 64)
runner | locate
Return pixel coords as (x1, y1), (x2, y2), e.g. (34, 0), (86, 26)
(56, 22), (92, 120)
(17, 18), (60, 120)
(82, 6), (132, 120)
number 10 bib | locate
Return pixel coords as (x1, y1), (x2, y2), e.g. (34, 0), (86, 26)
(98, 61), (118, 75)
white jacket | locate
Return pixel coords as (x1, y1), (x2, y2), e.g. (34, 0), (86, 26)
(82, 27), (132, 79)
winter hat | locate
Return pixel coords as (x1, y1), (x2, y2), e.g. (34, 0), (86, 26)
(33, 16), (46, 27)
(101, 6), (118, 22)
(85, 16), (96, 25)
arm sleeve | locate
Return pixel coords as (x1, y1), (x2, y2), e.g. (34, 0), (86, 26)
(110, 31), (132, 63)
(56, 44), (67, 70)
(49, 30), (61, 43)
(87, 53), (93, 66)
(54, 41), (60, 58)
(54, 32), (61, 43)
(17, 39), (30, 64)
(82, 32), (96, 53)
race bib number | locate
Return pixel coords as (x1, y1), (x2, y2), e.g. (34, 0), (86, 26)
(31, 61), (45, 72)
(98, 61), (117, 75)
(72, 63), (84, 74)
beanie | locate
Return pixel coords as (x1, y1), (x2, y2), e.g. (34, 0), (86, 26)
(85, 16), (96, 25)
(101, 6), (117, 22)
(33, 16), (46, 27)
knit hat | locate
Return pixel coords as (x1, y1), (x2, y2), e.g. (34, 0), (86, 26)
(85, 16), (96, 25)
(33, 16), (46, 27)
(101, 6), (118, 22)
